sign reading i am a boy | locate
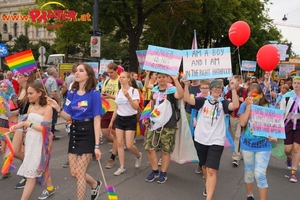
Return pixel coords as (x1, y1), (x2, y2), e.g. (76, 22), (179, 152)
(241, 60), (257, 72)
(182, 47), (232, 80)
(250, 105), (285, 139)
(136, 50), (147, 69)
(143, 45), (182, 75)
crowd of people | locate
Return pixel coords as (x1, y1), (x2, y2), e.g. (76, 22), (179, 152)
(0, 63), (299, 200)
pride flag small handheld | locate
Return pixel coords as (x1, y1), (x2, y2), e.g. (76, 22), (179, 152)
(98, 160), (118, 200)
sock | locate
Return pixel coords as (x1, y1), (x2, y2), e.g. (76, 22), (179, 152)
(161, 172), (166, 175)
(110, 154), (116, 161)
(153, 170), (159, 174)
(247, 194), (254, 198)
(47, 186), (54, 191)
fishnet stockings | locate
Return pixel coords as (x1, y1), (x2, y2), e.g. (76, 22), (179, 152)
(69, 153), (97, 200)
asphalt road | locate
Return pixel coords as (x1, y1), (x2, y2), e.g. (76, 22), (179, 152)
(0, 118), (300, 200)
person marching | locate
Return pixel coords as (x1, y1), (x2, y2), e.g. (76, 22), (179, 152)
(47, 63), (102, 200)
(108, 72), (142, 176)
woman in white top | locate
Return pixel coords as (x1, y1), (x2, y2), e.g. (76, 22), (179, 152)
(109, 72), (142, 176)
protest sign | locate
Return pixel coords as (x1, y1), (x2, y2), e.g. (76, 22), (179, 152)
(136, 50), (147, 69)
(279, 64), (295, 73)
(99, 59), (113, 75)
(143, 45), (182, 75)
(241, 60), (257, 72)
(182, 47), (232, 80)
(250, 105), (285, 139)
(85, 62), (99, 78)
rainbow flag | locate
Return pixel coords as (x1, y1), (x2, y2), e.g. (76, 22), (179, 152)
(1, 133), (16, 175)
(139, 102), (151, 121)
(4, 49), (37, 74)
(136, 120), (146, 136)
(290, 70), (297, 77)
(247, 71), (255, 77)
(101, 97), (110, 116)
(106, 186), (118, 200)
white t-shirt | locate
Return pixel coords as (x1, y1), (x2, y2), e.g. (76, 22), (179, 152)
(194, 97), (231, 146)
(115, 87), (140, 116)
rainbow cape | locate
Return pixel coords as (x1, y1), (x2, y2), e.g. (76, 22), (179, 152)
(139, 102), (151, 121)
(36, 122), (53, 186)
(1, 133), (16, 175)
(0, 127), (13, 141)
(4, 49), (37, 74)
(101, 97), (110, 116)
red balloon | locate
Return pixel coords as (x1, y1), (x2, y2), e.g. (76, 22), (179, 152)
(256, 44), (280, 72)
(228, 21), (251, 47)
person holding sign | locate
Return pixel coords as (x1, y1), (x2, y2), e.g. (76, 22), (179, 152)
(183, 78), (239, 200)
(238, 83), (277, 200)
(258, 71), (279, 107)
(280, 76), (300, 183)
(143, 72), (183, 184)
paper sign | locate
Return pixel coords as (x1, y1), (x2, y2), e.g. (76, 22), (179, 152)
(279, 64), (295, 73)
(241, 60), (257, 72)
(85, 62), (99, 78)
(143, 45), (182, 75)
(99, 60), (113, 75)
(182, 47), (232, 80)
(250, 105), (285, 139)
(136, 50), (147, 69)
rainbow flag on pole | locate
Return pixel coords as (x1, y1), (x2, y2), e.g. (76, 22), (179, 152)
(101, 97), (110, 116)
(4, 49), (37, 74)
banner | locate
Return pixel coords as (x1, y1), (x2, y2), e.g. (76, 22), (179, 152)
(241, 60), (256, 72)
(143, 45), (182, 75)
(250, 105), (285, 139)
(85, 62), (99, 78)
(279, 64), (295, 73)
(182, 47), (232, 80)
(99, 59), (113, 75)
(136, 50), (147, 70)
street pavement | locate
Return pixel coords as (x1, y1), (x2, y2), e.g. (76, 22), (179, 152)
(1, 117), (300, 200)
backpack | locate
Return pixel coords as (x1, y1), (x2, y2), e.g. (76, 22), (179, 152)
(168, 93), (180, 122)
(190, 98), (235, 152)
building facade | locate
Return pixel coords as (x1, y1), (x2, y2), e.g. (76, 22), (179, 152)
(0, 0), (56, 45)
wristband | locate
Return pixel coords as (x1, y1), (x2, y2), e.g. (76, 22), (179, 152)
(30, 123), (34, 128)
(95, 144), (100, 149)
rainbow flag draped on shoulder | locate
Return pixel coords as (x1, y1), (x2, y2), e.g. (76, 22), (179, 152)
(4, 49), (37, 74)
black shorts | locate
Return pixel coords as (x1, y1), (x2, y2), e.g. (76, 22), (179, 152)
(195, 142), (224, 170)
(284, 119), (300, 145)
(114, 114), (137, 131)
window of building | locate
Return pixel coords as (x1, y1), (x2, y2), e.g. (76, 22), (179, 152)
(24, 27), (28, 37)
(13, 23), (18, 37)
(36, 27), (42, 37)
(3, 24), (8, 33)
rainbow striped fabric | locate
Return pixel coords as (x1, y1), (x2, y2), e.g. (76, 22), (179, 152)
(4, 49), (37, 74)
(1, 133), (16, 175)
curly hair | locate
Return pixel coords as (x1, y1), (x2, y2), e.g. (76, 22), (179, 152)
(28, 82), (48, 106)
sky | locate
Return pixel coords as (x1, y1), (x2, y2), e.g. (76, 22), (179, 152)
(267, 0), (300, 56)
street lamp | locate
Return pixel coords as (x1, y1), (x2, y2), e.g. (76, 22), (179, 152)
(282, 14), (287, 22)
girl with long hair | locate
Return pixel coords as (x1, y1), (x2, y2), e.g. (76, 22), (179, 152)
(47, 63), (102, 200)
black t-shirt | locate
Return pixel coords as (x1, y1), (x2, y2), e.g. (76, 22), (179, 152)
(185, 84), (200, 114)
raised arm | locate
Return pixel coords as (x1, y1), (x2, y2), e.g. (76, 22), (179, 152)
(183, 79), (195, 106)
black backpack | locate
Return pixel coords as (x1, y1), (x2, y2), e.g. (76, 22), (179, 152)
(168, 93), (180, 122)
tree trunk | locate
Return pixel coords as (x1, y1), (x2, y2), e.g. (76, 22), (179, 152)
(128, 28), (140, 73)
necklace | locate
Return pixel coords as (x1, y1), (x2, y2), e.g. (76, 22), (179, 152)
(33, 105), (40, 110)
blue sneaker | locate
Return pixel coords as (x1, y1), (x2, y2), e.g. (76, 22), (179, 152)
(286, 157), (292, 169)
(157, 172), (168, 184)
(38, 188), (55, 200)
(145, 171), (159, 182)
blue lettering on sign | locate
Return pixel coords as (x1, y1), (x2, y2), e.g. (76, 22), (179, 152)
(0, 43), (8, 57)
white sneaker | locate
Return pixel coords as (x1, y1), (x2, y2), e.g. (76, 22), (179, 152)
(158, 158), (162, 166)
(114, 167), (126, 176)
(135, 152), (142, 168)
